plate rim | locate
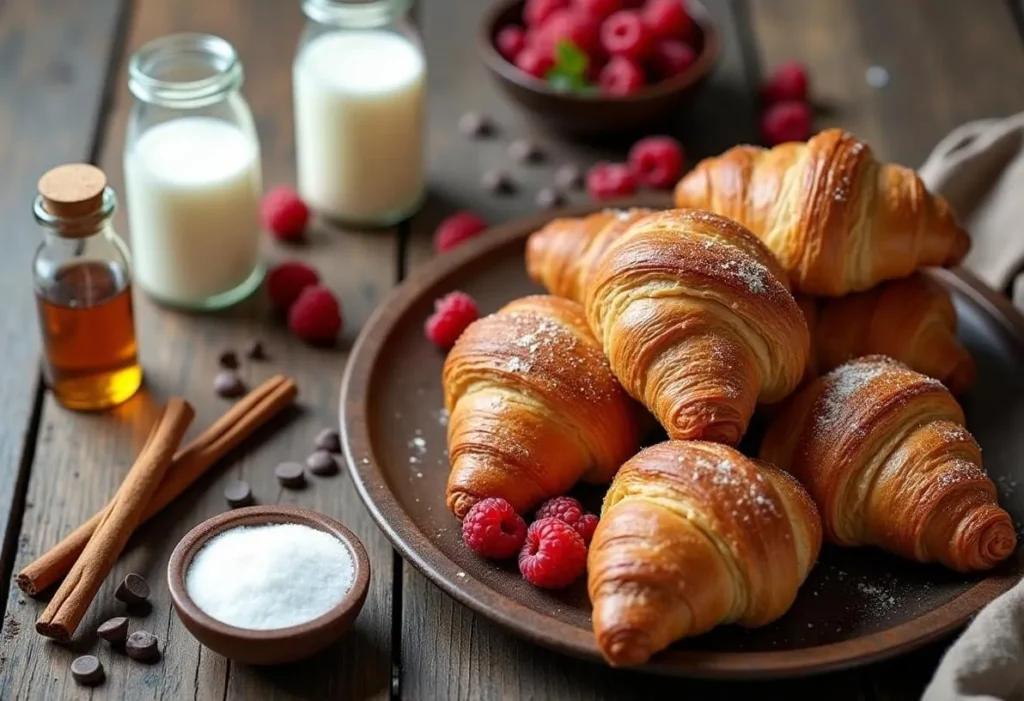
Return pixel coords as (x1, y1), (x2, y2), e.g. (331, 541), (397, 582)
(340, 198), (1024, 679)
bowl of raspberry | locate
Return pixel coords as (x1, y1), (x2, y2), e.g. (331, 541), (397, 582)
(480, 0), (719, 135)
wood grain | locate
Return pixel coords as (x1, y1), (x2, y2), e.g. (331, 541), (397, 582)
(0, 0), (397, 698)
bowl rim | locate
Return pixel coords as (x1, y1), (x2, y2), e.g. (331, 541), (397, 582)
(478, 0), (721, 103)
(167, 505), (371, 643)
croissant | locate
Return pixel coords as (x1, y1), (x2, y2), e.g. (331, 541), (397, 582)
(802, 273), (975, 395)
(443, 295), (640, 518)
(589, 440), (822, 667)
(584, 208), (809, 445)
(760, 356), (1015, 572)
(674, 129), (970, 296)
(526, 208), (655, 304)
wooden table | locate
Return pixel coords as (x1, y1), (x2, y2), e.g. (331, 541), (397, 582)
(1, 1), (1023, 698)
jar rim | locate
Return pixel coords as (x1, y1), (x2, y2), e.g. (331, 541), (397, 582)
(128, 33), (243, 108)
(302, 0), (411, 27)
(34, 188), (117, 240)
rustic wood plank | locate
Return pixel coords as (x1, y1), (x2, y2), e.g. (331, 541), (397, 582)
(1, 1), (398, 699)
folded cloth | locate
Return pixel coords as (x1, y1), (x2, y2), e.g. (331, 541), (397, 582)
(920, 113), (1024, 310)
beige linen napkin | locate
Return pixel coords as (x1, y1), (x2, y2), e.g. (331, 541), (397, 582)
(920, 114), (1024, 700)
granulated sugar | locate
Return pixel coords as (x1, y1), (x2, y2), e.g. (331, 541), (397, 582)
(186, 523), (354, 630)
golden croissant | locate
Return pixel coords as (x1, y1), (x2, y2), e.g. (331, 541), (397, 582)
(760, 356), (1015, 572)
(674, 129), (970, 296)
(799, 273), (975, 395)
(589, 440), (821, 667)
(443, 295), (640, 518)
(584, 209), (809, 445)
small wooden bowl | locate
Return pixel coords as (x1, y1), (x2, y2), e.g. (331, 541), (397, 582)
(167, 506), (370, 665)
(479, 0), (720, 135)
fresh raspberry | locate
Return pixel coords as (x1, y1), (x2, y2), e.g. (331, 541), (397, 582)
(574, 513), (599, 545)
(496, 25), (529, 61)
(628, 135), (685, 189)
(518, 518), (588, 589)
(288, 285), (342, 344)
(265, 261), (320, 313)
(573, 0), (622, 22)
(642, 0), (695, 42)
(425, 291), (479, 349)
(760, 100), (813, 145)
(598, 56), (646, 95)
(600, 10), (653, 61)
(434, 211), (488, 253)
(515, 46), (556, 79)
(586, 161), (637, 199)
(536, 495), (584, 522)
(261, 185), (309, 242)
(525, 0), (569, 27)
(462, 498), (528, 559)
(533, 9), (601, 60)
(649, 39), (696, 79)
(761, 60), (809, 104)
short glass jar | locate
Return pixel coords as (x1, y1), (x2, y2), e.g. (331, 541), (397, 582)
(124, 33), (264, 310)
(293, 0), (426, 226)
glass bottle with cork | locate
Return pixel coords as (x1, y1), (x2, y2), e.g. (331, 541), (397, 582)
(33, 164), (142, 411)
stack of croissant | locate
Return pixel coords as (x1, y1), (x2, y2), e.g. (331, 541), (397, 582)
(442, 129), (1016, 667)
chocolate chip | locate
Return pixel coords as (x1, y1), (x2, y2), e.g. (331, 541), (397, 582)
(554, 163), (584, 190)
(307, 450), (339, 476)
(458, 111), (495, 138)
(509, 138), (544, 164)
(214, 370), (245, 398)
(218, 350), (239, 369)
(535, 187), (564, 209)
(245, 340), (266, 360)
(115, 573), (150, 604)
(275, 462), (306, 488)
(481, 169), (516, 195)
(97, 616), (129, 644)
(71, 655), (104, 686)
(314, 428), (341, 454)
(125, 630), (160, 662)
(224, 480), (254, 508)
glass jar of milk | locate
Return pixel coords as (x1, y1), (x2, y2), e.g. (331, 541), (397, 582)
(124, 34), (264, 310)
(294, 0), (426, 226)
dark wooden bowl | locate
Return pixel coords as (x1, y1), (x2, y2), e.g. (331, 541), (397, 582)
(167, 506), (370, 665)
(479, 0), (720, 135)
(340, 196), (1024, 678)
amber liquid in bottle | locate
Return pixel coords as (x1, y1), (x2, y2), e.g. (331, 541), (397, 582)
(36, 260), (142, 410)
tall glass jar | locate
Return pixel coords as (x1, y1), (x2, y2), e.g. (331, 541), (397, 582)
(294, 0), (426, 226)
(124, 33), (264, 310)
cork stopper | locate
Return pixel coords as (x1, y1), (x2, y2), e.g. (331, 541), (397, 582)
(37, 164), (107, 219)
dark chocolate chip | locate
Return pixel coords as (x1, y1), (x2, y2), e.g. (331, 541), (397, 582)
(306, 450), (339, 476)
(125, 630), (160, 662)
(224, 480), (254, 508)
(218, 350), (239, 369)
(245, 340), (266, 360)
(458, 111), (494, 138)
(275, 462), (306, 488)
(509, 138), (544, 164)
(554, 163), (584, 190)
(71, 655), (104, 686)
(214, 370), (245, 398)
(535, 187), (564, 209)
(114, 573), (150, 604)
(97, 616), (129, 644)
(481, 169), (516, 195)
(314, 428), (341, 454)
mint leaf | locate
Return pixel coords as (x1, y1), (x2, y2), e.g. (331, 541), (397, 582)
(554, 40), (589, 80)
(547, 72), (578, 93)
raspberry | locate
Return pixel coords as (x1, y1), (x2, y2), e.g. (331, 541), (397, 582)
(515, 47), (555, 79)
(525, 0), (568, 27)
(462, 498), (528, 559)
(496, 25), (528, 62)
(533, 9), (601, 60)
(574, 513), (599, 545)
(261, 185), (309, 242)
(536, 495), (584, 522)
(518, 518), (588, 589)
(598, 56), (646, 95)
(600, 10), (653, 61)
(586, 161), (637, 199)
(573, 0), (622, 22)
(628, 135), (685, 189)
(642, 0), (695, 42)
(425, 291), (479, 349)
(760, 100), (813, 145)
(265, 261), (320, 313)
(761, 60), (809, 104)
(434, 211), (488, 253)
(288, 285), (342, 344)
(650, 39), (695, 79)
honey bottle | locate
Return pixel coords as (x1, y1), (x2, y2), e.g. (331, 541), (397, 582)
(33, 164), (142, 410)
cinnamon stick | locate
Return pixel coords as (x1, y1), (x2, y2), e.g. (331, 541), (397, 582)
(17, 375), (298, 596)
(36, 398), (194, 641)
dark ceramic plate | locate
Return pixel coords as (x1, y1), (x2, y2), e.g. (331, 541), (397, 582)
(341, 197), (1024, 678)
